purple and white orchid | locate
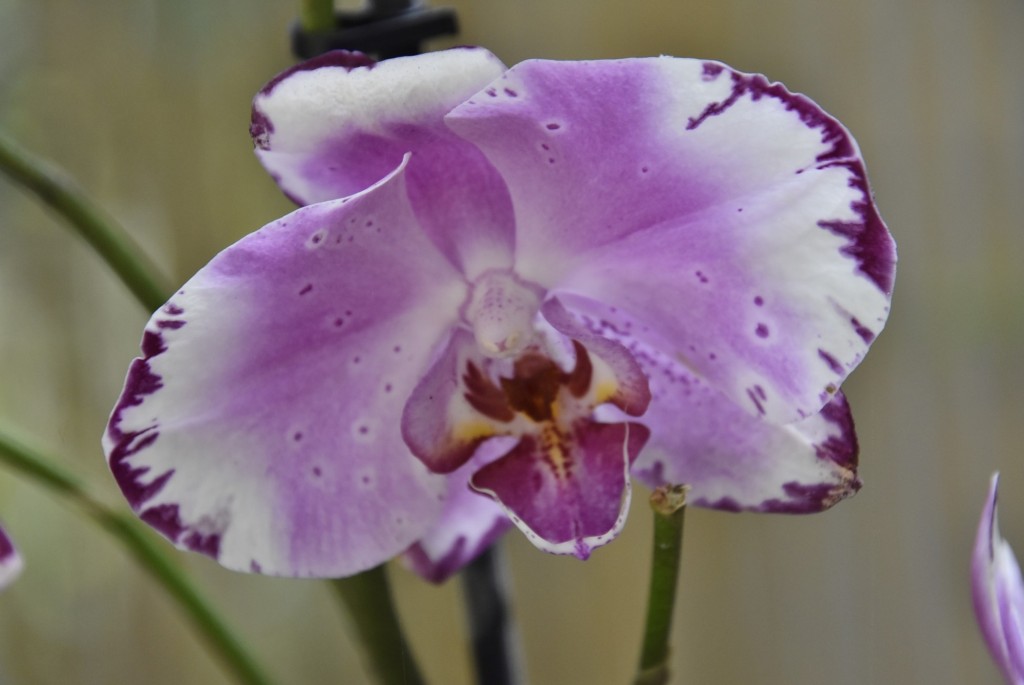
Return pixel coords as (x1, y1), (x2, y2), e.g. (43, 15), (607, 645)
(0, 522), (22, 590)
(973, 473), (1024, 684)
(104, 48), (895, 581)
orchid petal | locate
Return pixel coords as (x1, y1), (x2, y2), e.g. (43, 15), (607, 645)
(0, 523), (22, 590)
(447, 57), (895, 423)
(253, 48), (515, 277)
(470, 420), (650, 559)
(103, 160), (467, 578)
(403, 439), (513, 583)
(973, 474), (1024, 684)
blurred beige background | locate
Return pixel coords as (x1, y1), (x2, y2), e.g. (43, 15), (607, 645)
(1, 0), (1022, 682)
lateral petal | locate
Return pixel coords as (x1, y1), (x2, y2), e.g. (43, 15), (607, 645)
(104, 161), (466, 577)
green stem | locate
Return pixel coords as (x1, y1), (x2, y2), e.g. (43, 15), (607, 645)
(331, 567), (426, 685)
(0, 429), (275, 685)
(0, 131), (172, 312)
(635, 485), (688, 685)
(300, 0), (335, 32)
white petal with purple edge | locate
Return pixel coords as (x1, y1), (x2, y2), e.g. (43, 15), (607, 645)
(0, 523), (22, 590)
(973, 474), (1024, 685)
(447, 57), (895, 424)
(104, 160), (467, 577)
(253, 47), (515, 278)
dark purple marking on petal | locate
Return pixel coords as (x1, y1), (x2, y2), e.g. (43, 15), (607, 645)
(108, 349), (171, 510)
(818, 348), (843, 374)
(157, 319), (186, 330)
(163, 304), (184, 316)
(250, 108), (274, 150)
(545, 122), (561, 131)
(299, 283), (313, 296)
(691, 495), (743, 512)
(687, 68), (853, 162)
(701, 62), (725, 80)
(694, 270), (709, 284)
(814, 392), (859, 469)
(753, 296), (764, 307)
(761, 479), (862, 513)
(755, 323), (769, 338)
(747, 388), (766, 415)
(141, 503), (185, 542)
(250, 560), (263, 574)
(504, 88), (518, 97)
(141, 330), (167, 357)
(183, 530), (222, 559)
(851, 317), (875, 343)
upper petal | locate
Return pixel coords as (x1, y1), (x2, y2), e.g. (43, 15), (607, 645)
(0, 522), (22, 590)
(104, 160), (467, 578)
(973, 474), (1024, 684)
(446, 57), (895, 423)
(253, 47), (515, 278)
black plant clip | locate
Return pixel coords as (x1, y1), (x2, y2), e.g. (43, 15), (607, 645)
(292, 0), (459, 60)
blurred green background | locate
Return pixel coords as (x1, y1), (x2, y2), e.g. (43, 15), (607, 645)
(1, 0), (1022, 682)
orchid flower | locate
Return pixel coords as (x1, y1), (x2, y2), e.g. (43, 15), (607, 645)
(103, 48), (895, 581)
(0, 522), (22, 590)
(973, 473), (1024, 684)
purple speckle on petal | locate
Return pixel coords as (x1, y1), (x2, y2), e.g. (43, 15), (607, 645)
(545, 122), (561, 131)
(312, 466), (322, 477)
(753, 296), (764, 306)
(163, 304), (184, 316)
(299, 284), (313, 296)
(504, 88), (518, 97)
(851, 317), (875, 343)
(701, 62), (725, 80)
(747, 387), (766, 415)
(755, 323), (770, 338)
(293, 431), (303, 442)
(695, 270), (709, 284)
(250, 560), (263, 573)
(156, 319), (186, 330)
(183, 530), (221, 559)
(818, 349), (844, 374)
